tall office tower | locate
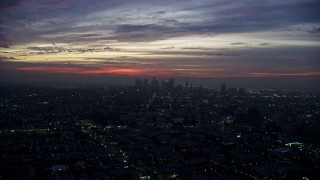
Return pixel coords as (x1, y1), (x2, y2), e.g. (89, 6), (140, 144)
(185, 81), (189, 92)
(152, 75), (156, 83)
(151, 76), (159, 90)
(168, 78), (175, 90)
(143, 79), (149, 88)
(161, 81), (165, 89)
(221, 83), (227, 96)
(135, 78), (143, 89)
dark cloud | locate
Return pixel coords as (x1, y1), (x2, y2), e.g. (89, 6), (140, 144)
(161, 46), (175, 49)
(259, 43), (270, 46)
(0, 60), (99, 71)
(181, 47), (213, 50)
(35, 0), (74, 11)
(145, 49), (240, 58)
(213, 53), (240, 57)
(0, 34), (11, 48)
(82, 34), (103, 38)
(179, 1), (320, 36)
(0, 0), (319, 87)
(0, 0), (24, 10)
(26, 46), (120, 54)
(0, 55), (16, 60)
(152, 11), (166, 15)
(85, 58), (141, 66)
(1, 0), (319, 44)
(116, 24), (153, 33)
(0, 43), (10, 48)
(307, 27), (320, 34)
(231, 42), (247, 45)
(112, 24), (187, 42)
(212, 1), (320, 23)
(160, 19), (180, 25)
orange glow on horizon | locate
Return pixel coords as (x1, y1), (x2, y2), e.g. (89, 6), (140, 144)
(15, 67), (320, 78)
(16, 67), (149, 76)
(79, 68), (145, 76)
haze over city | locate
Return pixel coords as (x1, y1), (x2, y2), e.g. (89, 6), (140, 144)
(0, 0), (319, 88)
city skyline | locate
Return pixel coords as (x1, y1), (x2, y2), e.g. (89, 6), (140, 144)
(0, 0), (320, 88)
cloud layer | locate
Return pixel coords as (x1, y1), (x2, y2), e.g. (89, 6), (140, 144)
(0, 0), (319, 86)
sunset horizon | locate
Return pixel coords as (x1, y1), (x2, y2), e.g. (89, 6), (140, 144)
(1, 0), (319, 88)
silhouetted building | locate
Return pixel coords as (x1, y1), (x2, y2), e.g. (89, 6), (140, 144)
(185, 81), (189, 92)
(168, 78), (174, 90)
(221, 83), (227, 96)
(135, 78), (143, 89)
(143, 79), (149, 88)
(177, 84), (183, 92)
(229, 86), (238, 96)
(161, 78), (175, 91)
(151, 76), (159, 90)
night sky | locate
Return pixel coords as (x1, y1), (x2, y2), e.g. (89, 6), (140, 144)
(0, 0), (319, 88)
